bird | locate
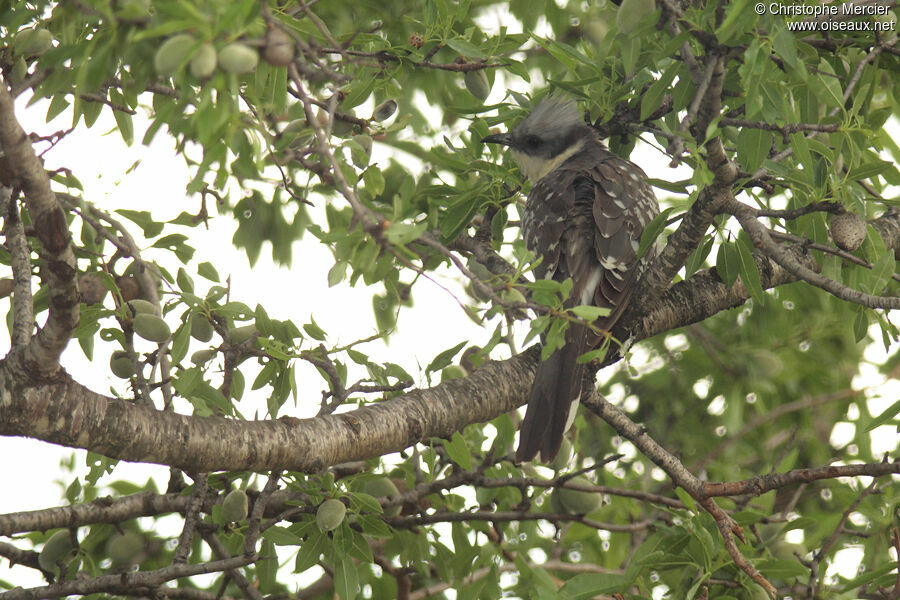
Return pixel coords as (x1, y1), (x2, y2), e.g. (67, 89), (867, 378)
(482, 96), (660, 462)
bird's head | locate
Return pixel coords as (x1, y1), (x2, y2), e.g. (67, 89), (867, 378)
(482, 96), (595, 182)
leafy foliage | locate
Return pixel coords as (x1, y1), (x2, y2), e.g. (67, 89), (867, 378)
(0, 0), (898, 598)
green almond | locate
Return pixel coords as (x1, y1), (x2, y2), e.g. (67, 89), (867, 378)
(126, 298), (158, 315)
(190, 313), (214, 342)
(133, 313), (171, 343)
(464, 70), (490, 101)
(558, 475), (602, 514)
(154, 34), (196, 76)
(38, 530), (75, 572)
(316, 498), (347, 532)
(218, 43), (258, 74)
(364, 477), (401, 517)
(189, 43), (217, 79)
(110, 351), (136, 379)
(222, 489), (249, 522)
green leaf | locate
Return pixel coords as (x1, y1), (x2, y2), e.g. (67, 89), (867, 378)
(570, 305), (611, 321)
(864, 398), (900, 432)
(847, 159), (895, 182)
(257, 539), (278, 592)
(637, 207), (675, 259)
(264, 526), (302, 546)
(674, 487), (696, 511)
(356, 514), (393, 538)
(110, 92), (135, 145)
(684, 234), (714, 278)
(197, 262), (219, 282)
(736, 237), (764, 304)
(867, 251), (894, 295)
(772, 28), (805, 81)
(363, 167), (384, 196)
(754, 558), (808, 578)
(303, 317), (327, 341)
(334, 556), (359, 600)
(177, 267), (194, 294)
(812, 60), (843, 108)
(716, 240), (739, 287)
(295, 529), (328, 572)
(170, 322), (191, 365)
(327, 261), (347, 287)
(426, 341), (467, 374)
(444, 431), (472, 470)
(617, 0), (657, 35)
(439, 186), (485, 240)
(559, 573), (632, 599)
(445, 38), (485, 59)
(852, 308), (869, 342)
(384, 222), (426, 245)
(640, 63), (679, 121)
(715, 0), (752, 43)
(646, 178), (690, 194)
(736, 127), (772, 172)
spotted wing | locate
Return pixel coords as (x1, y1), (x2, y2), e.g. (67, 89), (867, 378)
(517, 143), (659, 462)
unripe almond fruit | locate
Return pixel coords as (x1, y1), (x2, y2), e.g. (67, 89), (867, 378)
(500, 288), (527, 305)
(548, 437), (573, 471)
(363, 477), (401, 517)
(191, 349), (218, 365)
(107, 531), (144, 565)
(10, 57), (27, 83)
(190, 313), (214, 342)
(218, 43), (258, 74)
(316, 499), (346, 532)
(110, 351), (135, 379)
(829, 212), (866, 252)
(154, 34), (196, 76)
(126, 298), (158, 315)
(558, 475), (602, 514)
(222, 489), (249, 522)
(133, 313), (170, 343)
(464, 69), (490, 101)
(228, 325), (258, 345)
(38, 530), (74, 572)
(440, 365), (466, 382)
(14, 28), (53, 56)
(263, 27), (295, 67)
(189, 43), (217, 79)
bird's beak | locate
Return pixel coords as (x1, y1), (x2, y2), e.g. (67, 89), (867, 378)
(481, 132), (513, 146)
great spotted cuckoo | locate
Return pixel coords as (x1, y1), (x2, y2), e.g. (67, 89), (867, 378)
(482, 96), (660, 462)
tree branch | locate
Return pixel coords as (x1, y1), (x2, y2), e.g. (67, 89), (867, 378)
(0, 84), (78, 375)
(726, 197), (900, 309)
(703, 461), (899, 497)
(3, 191), (34, 348)
(0, 210), (896, 474)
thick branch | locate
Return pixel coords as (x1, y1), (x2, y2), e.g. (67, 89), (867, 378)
(0, 85), (78, 374)
(622, 184), (729, 325)
(1, 210), (897, 473)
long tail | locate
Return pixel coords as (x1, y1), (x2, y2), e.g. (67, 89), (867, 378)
(515, 327), (588, 463)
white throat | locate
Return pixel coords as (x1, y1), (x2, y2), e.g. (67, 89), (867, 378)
(512, 139), (585, 182)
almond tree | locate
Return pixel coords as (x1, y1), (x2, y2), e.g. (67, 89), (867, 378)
(0, 1), (898, 598)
